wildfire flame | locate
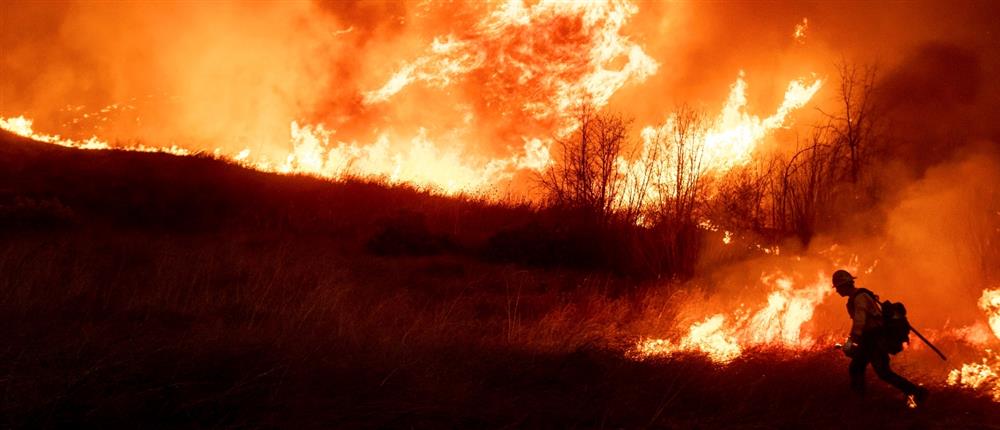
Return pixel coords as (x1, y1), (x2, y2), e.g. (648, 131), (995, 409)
(703, 73), (822, 172)
(0, 0), (822, 199)
(948, 288), (1000, 400)
(279, 122), (544, 194)
(948, 353), (1000, 401)
(363, 0), (658, 131)
(620, 72), (822, 210)
(0, 116), (189, 155)
(2, 68), (820, 196)
(635, 272), (831, 363)
(980, 288), (1000, 340)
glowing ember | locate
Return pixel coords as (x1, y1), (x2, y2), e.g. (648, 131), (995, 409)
(794, 18), (809, 44)
(635, 272), (830, 363)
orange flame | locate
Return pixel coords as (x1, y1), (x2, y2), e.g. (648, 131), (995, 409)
(948, 352), (1000, 401)
(0, 112), (555, 194)
(0, 115), (189, 155)
(364, 0), (658, 130)
(705, 72), (822, 172)
(635, 272), (831, 363)
(980, 288), (1000, 340)
(1, 1), (821, 199)
(948, 288), (1000, 400)
(621, 72), (822, 211)
(278, 122), (545, 194)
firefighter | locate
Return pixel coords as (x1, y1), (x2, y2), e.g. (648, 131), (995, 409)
(833, 269), (928, 403)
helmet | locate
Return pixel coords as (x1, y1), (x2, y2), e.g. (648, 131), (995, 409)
(832, 269), (856, 288)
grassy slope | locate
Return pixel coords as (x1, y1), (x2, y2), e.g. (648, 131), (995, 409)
(1, 132), (997, 429)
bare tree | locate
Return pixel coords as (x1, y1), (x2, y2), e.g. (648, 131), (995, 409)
(617, 150), (655, 226)
(627, 105), (711, 276)
(823, 61), (881, 184)
(539, 106), (632, 224)
(747, 61), (886, 245)
(645, 105), (709, 228)
(775, 128), (840, 245)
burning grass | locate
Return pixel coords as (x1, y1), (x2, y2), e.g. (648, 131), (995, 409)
(4, 232), (999, 428)
(1, 133), (999, 427)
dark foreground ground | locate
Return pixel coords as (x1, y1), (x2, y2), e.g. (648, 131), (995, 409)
(1, 132), (998, 429)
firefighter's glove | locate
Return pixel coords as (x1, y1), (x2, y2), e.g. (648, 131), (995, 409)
(841, 340), (859, 358)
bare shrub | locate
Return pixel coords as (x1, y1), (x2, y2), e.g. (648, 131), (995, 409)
(709, 159), (776, 235)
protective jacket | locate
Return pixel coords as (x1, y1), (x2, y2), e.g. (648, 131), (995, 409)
(846, 288), (882, 342)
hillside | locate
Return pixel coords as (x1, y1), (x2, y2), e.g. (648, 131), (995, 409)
(1, 132), (998, 429)
(0, 130), (538, 239)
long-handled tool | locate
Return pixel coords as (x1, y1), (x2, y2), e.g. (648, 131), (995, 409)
(910, 324), (947, 361)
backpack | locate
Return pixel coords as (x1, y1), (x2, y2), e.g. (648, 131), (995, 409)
(849, 289), (911, 354)
(879, 300), (911, 354)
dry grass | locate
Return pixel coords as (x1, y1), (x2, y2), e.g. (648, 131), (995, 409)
(1, 132), (998, 428)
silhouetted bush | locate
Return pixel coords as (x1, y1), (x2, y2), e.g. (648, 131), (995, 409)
(0, 195), (75, 230)
(483, 208), (658, 277)
(485, 221), (597, 268)
(367, 210), (455, 256)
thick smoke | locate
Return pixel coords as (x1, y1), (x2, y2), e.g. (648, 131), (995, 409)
(653, 0), (1000, 340)
(1, 1), (345, 158)
(835, 39), (999, 330)
(873, 144), (1000, 328)
(878, 43), (997, 174)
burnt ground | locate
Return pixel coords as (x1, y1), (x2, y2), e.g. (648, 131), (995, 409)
(1, 131), (998, 429)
